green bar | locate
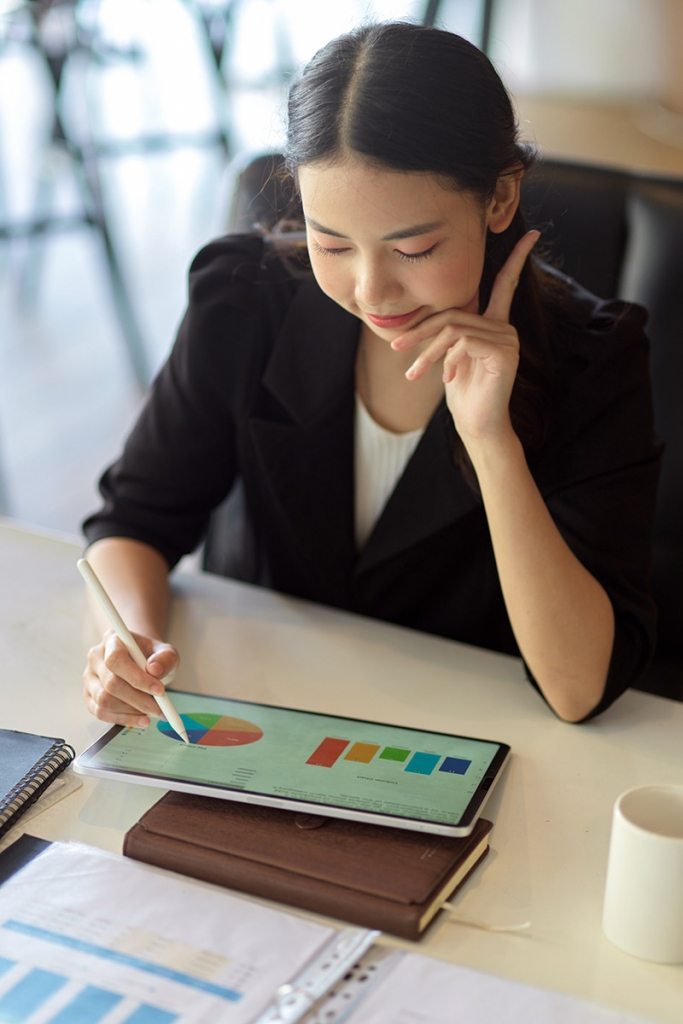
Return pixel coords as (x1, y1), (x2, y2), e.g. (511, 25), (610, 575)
(379, 747), (411, 762)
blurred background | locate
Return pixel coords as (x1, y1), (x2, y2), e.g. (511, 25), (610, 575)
(1, 0), (683, 539)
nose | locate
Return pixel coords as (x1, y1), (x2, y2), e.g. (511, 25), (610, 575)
(355, 255), (402, 310)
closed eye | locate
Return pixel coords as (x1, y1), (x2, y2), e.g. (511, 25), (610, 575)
(310, 239), (350, 257)
(396, 244), (438, 262)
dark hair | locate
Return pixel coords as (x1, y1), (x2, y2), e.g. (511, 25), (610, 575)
(282, 22), (555, 476)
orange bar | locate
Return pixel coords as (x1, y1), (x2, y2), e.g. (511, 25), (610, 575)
(344, 742), (381, 764)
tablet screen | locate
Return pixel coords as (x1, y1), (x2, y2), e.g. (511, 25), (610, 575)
(76, 692), (509, 833)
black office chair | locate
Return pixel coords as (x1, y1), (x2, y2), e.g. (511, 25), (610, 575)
(209, 152), (683, 702)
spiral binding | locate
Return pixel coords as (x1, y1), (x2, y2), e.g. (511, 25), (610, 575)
(0, 741), (75, 838)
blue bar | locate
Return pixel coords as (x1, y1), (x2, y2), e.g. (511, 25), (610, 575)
(47, 986), (122, 1024)
(405, 751), (441, 775)
(0, 968), (66, 1022)
(2, 922), (241, 1003)
(0, 960), (13, 979)
(439, 756), (471, 775)
(122, 1006), (178, 1024)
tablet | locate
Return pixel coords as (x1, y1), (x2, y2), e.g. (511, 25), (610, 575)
(75, 692), (510, 836)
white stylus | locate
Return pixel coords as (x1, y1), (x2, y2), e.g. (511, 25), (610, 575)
(77, 558), (190, 744)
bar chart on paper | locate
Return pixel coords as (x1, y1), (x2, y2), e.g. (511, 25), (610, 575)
(0, 960), (174, 1022)
(0, 912), (239, 1024)
(0, 844), (337, 1024)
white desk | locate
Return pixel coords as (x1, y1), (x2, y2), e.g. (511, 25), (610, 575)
(1, 518), (682, 1022)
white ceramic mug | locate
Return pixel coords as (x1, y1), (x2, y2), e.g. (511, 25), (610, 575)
(602, 784), (683, 963)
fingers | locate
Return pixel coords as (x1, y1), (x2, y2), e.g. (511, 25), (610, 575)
(83, 631), (180, 728)
(135, 637), (179, 685)
(83, 679), (152, 729)
(392, 310), (510, 354)
(484, 229), (540, 323)
(441, 336), (517, 383)
(405, 324), (517, 381)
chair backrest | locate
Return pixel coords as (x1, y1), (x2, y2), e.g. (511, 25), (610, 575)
(218, 152), (683, 697)
(225, 152), (294, 233)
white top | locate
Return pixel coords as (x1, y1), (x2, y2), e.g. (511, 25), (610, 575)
(354, 394), (424, 548)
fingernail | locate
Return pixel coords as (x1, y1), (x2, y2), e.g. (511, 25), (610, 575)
(405, 365), (417, 380)
(151, 682), (165, 695)
(137, 716), (150, 728)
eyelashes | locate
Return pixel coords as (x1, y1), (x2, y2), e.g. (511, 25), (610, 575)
(310, 239), (438, 262)
(396, 244), (437, 263)
(309, 239), (349, 258)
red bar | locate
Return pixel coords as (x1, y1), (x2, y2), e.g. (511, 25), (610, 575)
(306, 737), (350, 767)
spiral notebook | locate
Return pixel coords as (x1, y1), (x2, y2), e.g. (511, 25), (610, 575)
(0, 729), (75, 839)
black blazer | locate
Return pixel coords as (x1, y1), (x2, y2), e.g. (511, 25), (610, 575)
(84, 235), (661, 718)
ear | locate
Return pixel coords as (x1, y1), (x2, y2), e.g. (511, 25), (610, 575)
(486, 169), (523, 234)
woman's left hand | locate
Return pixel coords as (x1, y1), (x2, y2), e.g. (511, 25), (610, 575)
(392, 230), (540, 447)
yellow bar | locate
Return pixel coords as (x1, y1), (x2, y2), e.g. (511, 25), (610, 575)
(344, 742), (381, 764)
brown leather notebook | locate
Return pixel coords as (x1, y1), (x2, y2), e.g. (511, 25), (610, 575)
(123, 792), (492, 941)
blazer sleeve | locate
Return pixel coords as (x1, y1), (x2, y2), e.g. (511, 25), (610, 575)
(82, 235), (291, 568)
(531, 289), (662, 720)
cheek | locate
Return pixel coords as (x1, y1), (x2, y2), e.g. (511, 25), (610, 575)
(309, 256), (350, 304)
(429, 248), (485, 305)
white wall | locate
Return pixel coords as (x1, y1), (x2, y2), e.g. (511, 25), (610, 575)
(489, 0), (677, 100)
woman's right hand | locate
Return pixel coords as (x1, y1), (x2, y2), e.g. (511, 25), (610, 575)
(83, 629), (180, 728)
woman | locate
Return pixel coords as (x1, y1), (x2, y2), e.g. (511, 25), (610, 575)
(82, 23), (660, 725)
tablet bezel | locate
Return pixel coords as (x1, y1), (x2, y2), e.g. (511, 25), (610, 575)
(75, 694), (511, 837)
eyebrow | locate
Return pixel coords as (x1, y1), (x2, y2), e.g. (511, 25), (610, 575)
(305, 217), (445, 241)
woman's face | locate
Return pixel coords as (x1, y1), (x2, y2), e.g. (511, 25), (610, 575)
(298, 157), (500, 338)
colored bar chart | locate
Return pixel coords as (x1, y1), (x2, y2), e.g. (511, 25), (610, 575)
(305, 738), (471, 778)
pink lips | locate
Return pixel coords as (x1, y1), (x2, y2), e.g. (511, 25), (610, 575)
(366, 307), (423, 329)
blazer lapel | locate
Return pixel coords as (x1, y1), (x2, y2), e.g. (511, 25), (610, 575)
(248, 278), (483, 596)
(247, 281), (359, 602)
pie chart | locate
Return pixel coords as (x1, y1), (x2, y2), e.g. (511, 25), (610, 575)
(158, 713), (263, 746)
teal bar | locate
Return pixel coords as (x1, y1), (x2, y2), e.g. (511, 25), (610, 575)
(404, 751), (441, 775)
(47, 986), (122, 1024)
(123, 1006), (178, 1024)
(0, 968), (66, 1023)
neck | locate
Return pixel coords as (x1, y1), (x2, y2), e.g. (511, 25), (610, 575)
(355, 323), (444, 433)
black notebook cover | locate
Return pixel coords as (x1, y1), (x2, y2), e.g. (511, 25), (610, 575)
(0, 730), (75, 839)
